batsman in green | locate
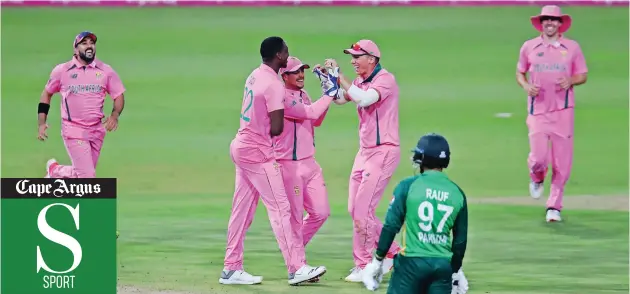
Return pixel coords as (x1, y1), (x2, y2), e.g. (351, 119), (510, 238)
(362, 133), (469, 294)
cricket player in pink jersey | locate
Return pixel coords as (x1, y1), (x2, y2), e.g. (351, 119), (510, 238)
(323, 40), (402, 282)
(221, 37), (327, 286)
(516, 6), (588, 222)
(38, 31), (126, 179)
(275, 56), (335, 257)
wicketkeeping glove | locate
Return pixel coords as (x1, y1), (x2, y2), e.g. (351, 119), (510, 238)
(312, 67), (328, 83)
(321, 78), (339, 98)
(362, 256), (383, 291)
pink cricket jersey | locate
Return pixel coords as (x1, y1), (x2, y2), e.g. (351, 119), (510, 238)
(353, 66), (400, 149)
(234, 64), (285, 162)
(45, 57), (125, 128)
(273, 88), (331, 161)
(517, 36), (588, 115)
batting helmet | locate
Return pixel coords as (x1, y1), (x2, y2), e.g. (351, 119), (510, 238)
(412, 133), (451, 171)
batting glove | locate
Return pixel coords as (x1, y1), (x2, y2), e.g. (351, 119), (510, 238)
(362, 256), (383, 291)
(451, 269), (469, 294)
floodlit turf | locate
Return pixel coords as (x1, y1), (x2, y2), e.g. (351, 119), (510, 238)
(2, 6), (628, 294)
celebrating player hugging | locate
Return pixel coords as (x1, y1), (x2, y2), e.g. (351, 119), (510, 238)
(223, 36), (472, 292)
(222, 36), (327, 287)
(321, 39), (404, 282)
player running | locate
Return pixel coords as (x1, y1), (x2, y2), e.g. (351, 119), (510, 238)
(39, 31), (126, 178)
(221, 37), (326, 286)
(275, 56), (336, 247)
(323, 39), (401, 281)
(516, 5), (588, 222)
(361, 133), (469, 294)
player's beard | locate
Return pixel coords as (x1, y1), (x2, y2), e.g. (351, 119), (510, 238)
(79, 50), (95, 64)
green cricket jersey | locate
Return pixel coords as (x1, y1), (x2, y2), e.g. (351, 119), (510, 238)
(375, 170), (468, 272)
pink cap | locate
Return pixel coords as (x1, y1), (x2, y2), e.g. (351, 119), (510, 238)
(530, 5), (572, 33)
(279, 56), (310, 75)
(343, 40), (381, 58)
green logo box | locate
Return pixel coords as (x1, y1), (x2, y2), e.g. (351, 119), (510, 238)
(1, 178), (117, 294)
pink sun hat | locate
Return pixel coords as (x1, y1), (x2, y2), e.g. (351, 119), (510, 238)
(530, 5), (572, 34)
(343, 39), (381, 58)
(279, 56), (310, 75)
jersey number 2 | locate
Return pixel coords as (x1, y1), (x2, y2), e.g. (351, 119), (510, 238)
(418, 201), (453, 233)
(240, 87), (254, 122)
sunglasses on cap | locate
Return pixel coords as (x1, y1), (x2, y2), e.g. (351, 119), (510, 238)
(540, 16), (562, 22)
(350, 43), (371, 56)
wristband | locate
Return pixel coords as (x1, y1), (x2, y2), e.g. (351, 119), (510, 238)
(38, 103), (50, 115)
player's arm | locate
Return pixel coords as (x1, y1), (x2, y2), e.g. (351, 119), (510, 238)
(38, 90), (54, 127)
(374, 178), (413, 260)
(284, 94), (333, 121)
(516, 71), (529, 88)
(515, 43), (531, 89)
(111, 94), (125, 118)
(38, 66), (63, 127)
(107, 70), (126, 118)
(570, 43), (588, 86)
(267, 82), (285, 137)
(450, 192), (468, 273)
(313, 107), (329, 127)
(333, 88), (351, 105)
(338, 72), (380, 108)
(270, 110), (284, 136)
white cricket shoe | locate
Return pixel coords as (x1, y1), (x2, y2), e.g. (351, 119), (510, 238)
(45, 158), (57, 178)
(529, 181), (543, 199)
(219, 269), (262, 285)
(288, 265), (326, 285)
(546, 209), (562, 222)
(345, 267), (363, 283)
(381, 257), (394, 275)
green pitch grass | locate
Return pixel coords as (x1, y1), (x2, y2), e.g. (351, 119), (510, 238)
(2, 6), (628, 294)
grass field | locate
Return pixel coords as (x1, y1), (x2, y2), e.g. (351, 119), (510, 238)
(1, 5), (629, 294)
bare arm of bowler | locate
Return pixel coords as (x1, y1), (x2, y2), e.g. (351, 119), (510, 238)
(269, 109), (284, 137)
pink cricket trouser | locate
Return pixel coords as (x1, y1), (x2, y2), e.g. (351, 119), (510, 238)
(50, 123), (106, 178)
(349, 144), (401, 269)
(278, 157), (330, 250)
(527, 107), (574, 211)
(224, 140), (306, 274)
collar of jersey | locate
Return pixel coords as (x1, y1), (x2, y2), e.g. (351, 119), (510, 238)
(361, 63), (382, 84)
(422, 170), (446, 177)
(285, 88), (303, 97)
(536, 35), (567, 49)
